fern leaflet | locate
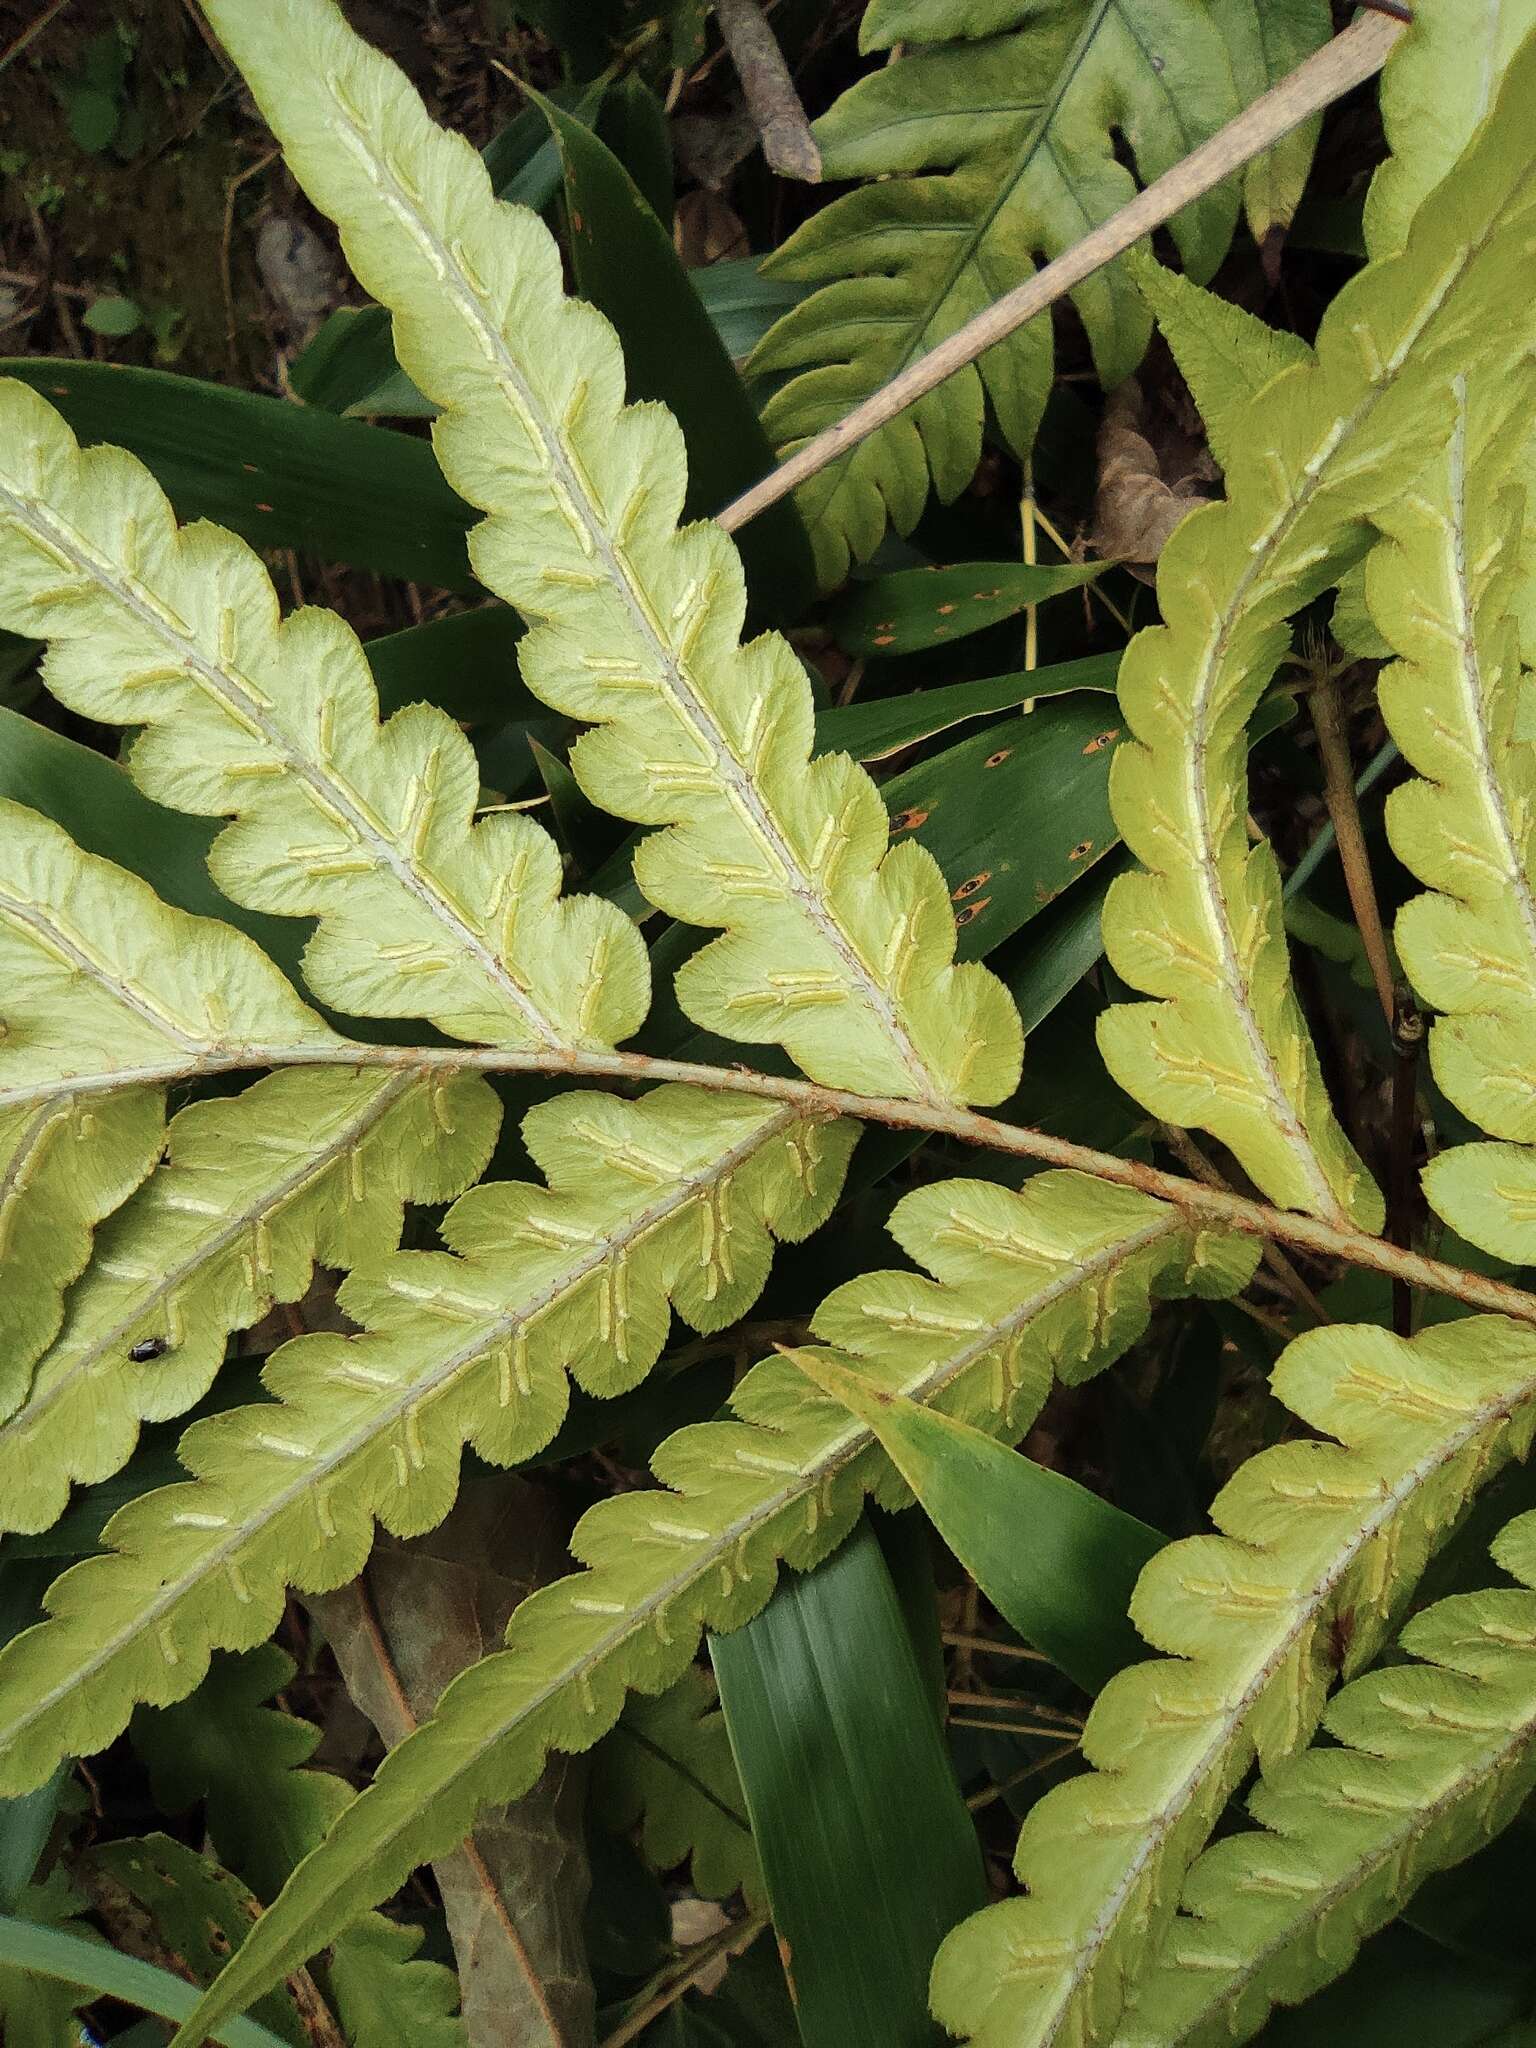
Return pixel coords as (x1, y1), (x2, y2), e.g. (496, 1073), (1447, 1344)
(595, 1666), (763, 1908)
(0, 378), (648, 1050)
(1117, 1508), (1536, 2047)
(198, 0), (1022, 1108)
(0, 1086), (854, 1793)
(751, 0), (1242, 585)
(1098, 35), (1536, 1228)
(1, 796), (341, 1408)
(0, 1063), (500, 1537)
(928, 1316), (1536, 2047)
(1363, 386), (1536, 1259)
(164, 1171), (1252, 2047)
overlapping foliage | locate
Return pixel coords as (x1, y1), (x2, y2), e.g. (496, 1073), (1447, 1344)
(750, 0), (1328, 584)
(4, 2), (1536, 2044)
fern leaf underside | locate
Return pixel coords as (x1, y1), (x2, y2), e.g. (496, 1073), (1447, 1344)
(1099, 34), (1536, 1231)
(167, 1172), (1248, 2046)
(0, 1086), (853, 1794)
(199, 0), (1022, 1109)
(1118, 1509), (1536, 2047)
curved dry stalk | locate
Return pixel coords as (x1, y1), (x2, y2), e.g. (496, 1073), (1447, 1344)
(15, 1037), (1536, 1323)
(716, 11), (1404, 534)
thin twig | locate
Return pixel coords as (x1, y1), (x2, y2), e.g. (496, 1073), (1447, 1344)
(31, 1041), (1536, 1322)
(942, 1631), (1051, 1664)
(1310, 668), (1395, 1027)
(1389, 990), (1426, 1337)
(713, 0), (822, 181)
(716, 11), (1404, 535)
(966, 1739), (1080, 1813)
(600, 1909), (771, 2048)
(0, 0), (75, 74)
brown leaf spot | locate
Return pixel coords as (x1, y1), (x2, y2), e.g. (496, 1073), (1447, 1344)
(954, 898), (990, 927)
(1082, 728), (1121, 754)
(890, 806), (929, 833)
(952, 871), (991, 900)
(936, 602), (957, 615)
(971, 587), (1002, 601)
(873, 632), (896, 647)
(984, 748), (1012, 769)
(1068, 839), (1095, 861)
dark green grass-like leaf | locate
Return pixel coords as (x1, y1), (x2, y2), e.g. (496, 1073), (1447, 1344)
(791, 1352), (1165, 1692)
(0, 359), (475, 588)
(711, 1520), (986, 2047)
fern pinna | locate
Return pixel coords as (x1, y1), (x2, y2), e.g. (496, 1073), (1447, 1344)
(3, 0), (1536, 2043)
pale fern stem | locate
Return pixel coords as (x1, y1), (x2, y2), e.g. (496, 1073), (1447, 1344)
(7, 1039), (1536, 1322)
(0, 472), (562, 1050)
(0, 1105), (811, 1764)
(0, 1067), (424, 1528)
(319, 85), (939, 1101)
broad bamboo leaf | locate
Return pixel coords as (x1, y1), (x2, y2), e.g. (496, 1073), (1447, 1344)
(790, 1351), (1165, 1693)
(816, 653), (1119, 763)
(831, 561), (1103, 658)
(711, 1519), (986, 2047)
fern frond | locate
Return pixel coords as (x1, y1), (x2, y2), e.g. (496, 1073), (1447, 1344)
(1364, 387), (1536, 1260)
(134, 1643), (466, 2044)
(595, 1667), (763, 1908)
(1, 797), (341, 1404)
(198, 0), (1022, 1108)
(1213, 0), (1333, 241)
(162, 1172), (1254, 2048)
(1, 1088), (164, 1420)
(0, 1086), (855, 1794)
(1364, 0), (1536, 259)
(749, 1), (1241, 584)
(0, 1063), (501, 1537)
(0, 797), (339, 1106)
(0, 379), (648, 1050)
(927, 1315), (1536, 2047)
(1117, 1507), (1536, 2047)
(1097, 37), (1536, 1229)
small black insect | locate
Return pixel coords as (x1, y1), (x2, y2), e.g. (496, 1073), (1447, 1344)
(128, 1337), (170, 1363)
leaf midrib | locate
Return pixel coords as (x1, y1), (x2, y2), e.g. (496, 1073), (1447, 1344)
(325, 92), (945, 1102)
(0, 475), (563, 1051)
(0, 1101), (808, 1759)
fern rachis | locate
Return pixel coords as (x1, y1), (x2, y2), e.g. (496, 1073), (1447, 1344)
(0, 380), (649, 1052)
(197, 0), (1022, 1109)
(7, 4), (1536, 2043)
